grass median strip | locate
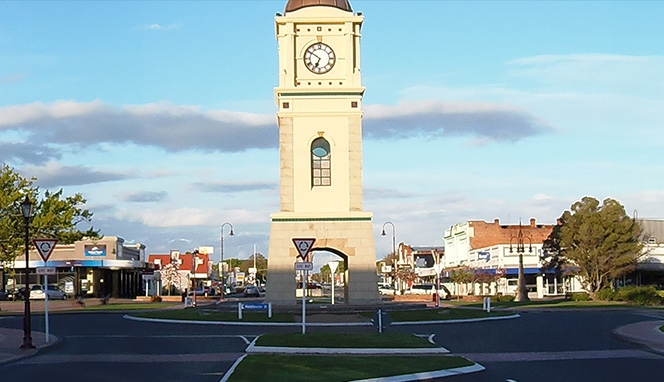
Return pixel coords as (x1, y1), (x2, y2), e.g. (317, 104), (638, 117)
(133, 308), (294, 322)
(255, 333), (437, 348)
(228, 354), (474, 382)
(130, 306), (514, 323)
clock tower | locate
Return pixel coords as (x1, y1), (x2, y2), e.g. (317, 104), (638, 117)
(265, 0), (379, 305)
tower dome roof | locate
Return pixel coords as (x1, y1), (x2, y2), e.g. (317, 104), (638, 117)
(285, 0), (352, 13)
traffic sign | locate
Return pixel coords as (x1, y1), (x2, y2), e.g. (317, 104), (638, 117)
(328, 261), (339, 274)
(36, 267), (56, 275)
(294, 262), (313, 271)
(33, 238), (58, 262)
(242, 303), (270, 310)
(292, 238), (316, 261)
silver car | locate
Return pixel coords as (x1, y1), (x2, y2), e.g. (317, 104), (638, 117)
(378, 283), (396, 295)
(29, 284), (68, 300)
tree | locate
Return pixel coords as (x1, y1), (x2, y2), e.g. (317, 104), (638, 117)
(319, 260), (346, 283)
(0, 164), (100, 267)
(160, 262), (181, 296)
(541, 196), (643, 299)
(239, 253), (268, 283)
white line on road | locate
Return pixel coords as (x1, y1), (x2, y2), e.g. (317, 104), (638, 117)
(64, 334), (253, 339)
(459, 349), (663, 362)
(15, 353), (246, 365)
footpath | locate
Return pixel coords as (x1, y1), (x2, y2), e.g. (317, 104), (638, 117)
(0, 298), (156, 365)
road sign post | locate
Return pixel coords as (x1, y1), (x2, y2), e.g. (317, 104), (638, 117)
(328, 261), (339, 305)
(33, 238), (57, 343)
(292, 238), (315, 334)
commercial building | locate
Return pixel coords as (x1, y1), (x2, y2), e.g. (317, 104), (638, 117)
(2, 236), (150, 299)
(146, 250), (212, 296)
(626, 219), (664, 287)
(442, 218), (587, 298)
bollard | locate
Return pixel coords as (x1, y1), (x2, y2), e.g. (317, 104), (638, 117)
(482, 297), (491, 313)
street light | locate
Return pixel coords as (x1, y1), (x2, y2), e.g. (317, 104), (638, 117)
(20, 195), (35, 349)
(220, 222), (234, 300)
(191, 250), (199, 307)
(510, 220), (532, 302)
(381, 222), (396, 290)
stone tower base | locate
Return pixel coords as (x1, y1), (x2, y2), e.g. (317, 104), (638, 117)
(265, 212), (379, 305)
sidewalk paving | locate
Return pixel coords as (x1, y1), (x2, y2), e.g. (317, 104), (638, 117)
(0, 327), (57, 366)
(612, 320), (664, 355)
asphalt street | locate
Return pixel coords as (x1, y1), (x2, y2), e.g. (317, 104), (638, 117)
(1, 308), (663, 381)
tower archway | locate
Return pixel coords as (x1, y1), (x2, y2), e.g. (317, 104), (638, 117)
(310, 248), (349, 303)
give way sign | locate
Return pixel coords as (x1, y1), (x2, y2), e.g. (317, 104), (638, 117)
(292, 238), (316, 261)
(33, 238), (58, 262)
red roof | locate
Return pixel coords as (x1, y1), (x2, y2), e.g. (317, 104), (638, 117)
(147, 253), (209, 274)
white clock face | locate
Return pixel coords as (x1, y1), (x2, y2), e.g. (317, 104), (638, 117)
(304, 43), (336, 74)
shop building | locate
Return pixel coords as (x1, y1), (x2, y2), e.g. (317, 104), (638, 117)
(146, 250), (212, 296)
(2, 236), (151, 299)
(442, 218), (586, 297)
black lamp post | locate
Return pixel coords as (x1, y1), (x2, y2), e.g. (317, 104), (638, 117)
(20, 195), (35, 349)
(510, 220), (532, 302)
(220, 222), (234, 299)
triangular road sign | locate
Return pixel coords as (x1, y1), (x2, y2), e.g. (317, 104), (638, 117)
(292, 238), (316, 261)
(33, 238), (58, 262)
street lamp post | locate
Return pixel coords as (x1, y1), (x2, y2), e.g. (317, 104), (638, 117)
(220, 222), (234, 300)
(20, 195), (35, 349)
(191, 250), (198, 307)
(510, 220), (532, 302)
(381, 222), (396, 290)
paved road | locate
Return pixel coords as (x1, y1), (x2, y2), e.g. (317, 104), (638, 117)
(1, 307), (663, 381)
(387, 309), (664, 381)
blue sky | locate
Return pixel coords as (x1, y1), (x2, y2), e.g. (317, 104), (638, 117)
(2, 1), (663, 268)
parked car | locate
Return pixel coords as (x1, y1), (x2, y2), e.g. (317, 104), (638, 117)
(194, 286), (215, 296)
(378, 283), (396, 295)
(406, 284), (451, 300)
(244, 285), (260, 297)
(7, 287), (27, 301)
(0, 290), (8, 301)
(29, 284), (68, 300)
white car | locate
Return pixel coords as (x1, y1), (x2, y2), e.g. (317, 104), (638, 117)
(29, 284), (68, 300)
(407, 284), (451, 299)
(378, 283), (396, 295)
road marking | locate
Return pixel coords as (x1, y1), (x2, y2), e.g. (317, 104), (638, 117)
(65, 334), (251, 339)
(459, 349), (662, 362)
(15, 352), (246, 365)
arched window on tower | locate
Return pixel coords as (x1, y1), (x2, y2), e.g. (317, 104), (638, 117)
(311, 137), (331, 187)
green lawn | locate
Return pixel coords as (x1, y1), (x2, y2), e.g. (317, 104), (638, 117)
(81, 302), (178, 311)
(228, 355), (474, 382)
(131, 306), (513, 323)
(445, 299), (637, 309)
(133, 308), (294, 322)
(255, 333), (437, 348)
(364, 308), (513, 322)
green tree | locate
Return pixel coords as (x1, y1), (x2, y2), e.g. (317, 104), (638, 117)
(541, 196), (643, 299)
(319, 260), (346, 283)
(239, 253), (268, 283)
(0, 164), (100, 267)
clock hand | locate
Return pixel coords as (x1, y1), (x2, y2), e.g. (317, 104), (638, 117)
(312, 54), (322, 67)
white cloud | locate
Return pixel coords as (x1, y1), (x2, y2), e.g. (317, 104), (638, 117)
(0, 99), (552, 167)
(506, 54), (664, 92)
(143, 23), (182, 31)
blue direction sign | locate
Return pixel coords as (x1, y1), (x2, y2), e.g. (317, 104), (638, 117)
(242, 303), (269, 310)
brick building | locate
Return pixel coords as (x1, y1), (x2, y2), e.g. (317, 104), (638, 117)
(443, 218), (584, 297)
